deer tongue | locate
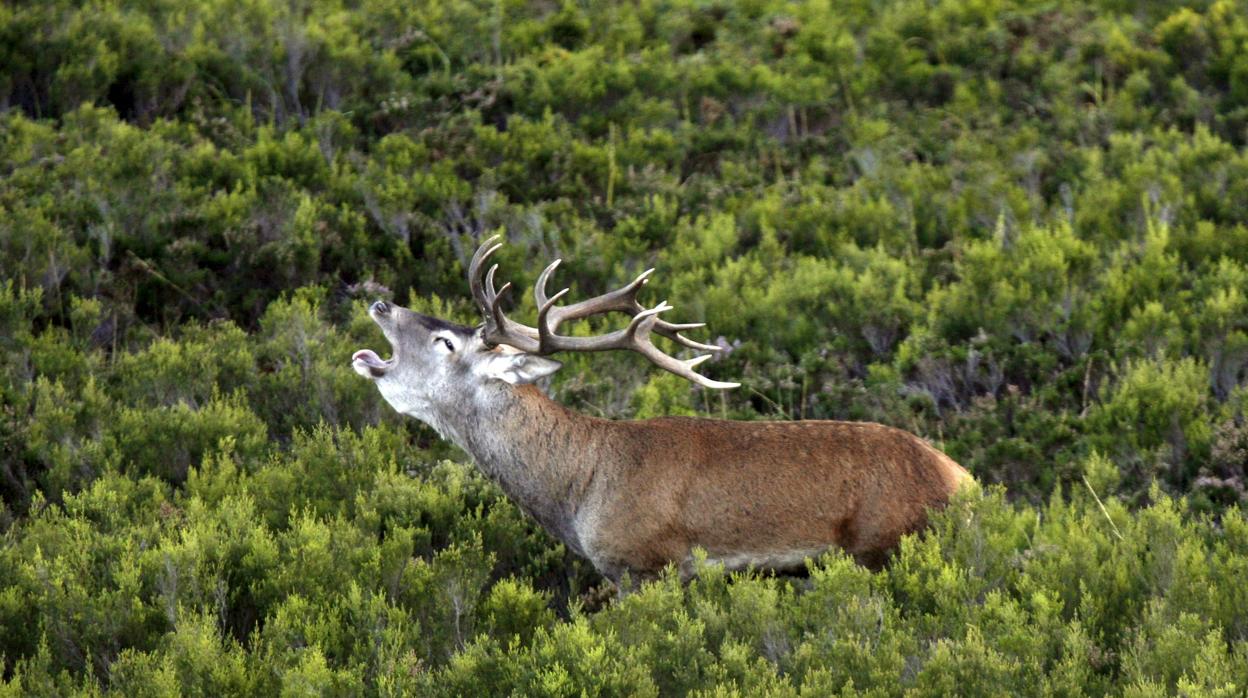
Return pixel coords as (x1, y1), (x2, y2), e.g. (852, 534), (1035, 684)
(352, 349), (389, 368)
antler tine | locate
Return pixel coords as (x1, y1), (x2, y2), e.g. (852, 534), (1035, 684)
(468, 236), (541, 351)
(485, 263), (499, 296)
(468, 237), (503, 313)
(654, 325), (722, 352)
(623, 301), (669, 341)
(536, 287), (571, 350)
(534, 259), (563, 311)
(620, 302), (741, 389)
(684, 354), (713, 368)
(544, 267), (655, 331)
(490, 280), (513, 322)
(652, 319), (722, 351)
(650, 350), (740, 389)
(658, 321), (705, 331)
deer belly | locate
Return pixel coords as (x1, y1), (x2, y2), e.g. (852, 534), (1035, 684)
(689, 547), (831, 573)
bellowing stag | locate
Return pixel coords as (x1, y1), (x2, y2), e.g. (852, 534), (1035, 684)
(353, 237), (972, 584)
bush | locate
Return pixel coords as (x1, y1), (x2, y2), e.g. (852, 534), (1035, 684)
(6, 0), (1248, 693)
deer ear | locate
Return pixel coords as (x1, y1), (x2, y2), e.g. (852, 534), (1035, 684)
(479, 351), (562, 385)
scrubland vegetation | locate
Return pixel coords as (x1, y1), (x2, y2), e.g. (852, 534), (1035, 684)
(3, 0), (1248, 694)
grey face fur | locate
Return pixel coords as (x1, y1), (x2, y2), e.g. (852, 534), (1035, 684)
(352, 301), (562, 442)
(354, 300), (588, 559)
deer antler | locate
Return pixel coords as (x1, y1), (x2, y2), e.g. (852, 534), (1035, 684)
(468, 237), (541, 353)
(468, 235), (739, 389)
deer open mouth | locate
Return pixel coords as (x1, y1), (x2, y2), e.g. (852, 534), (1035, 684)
(352, 349), (393, 378)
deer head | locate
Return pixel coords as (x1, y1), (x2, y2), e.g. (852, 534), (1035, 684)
(352, 235), (737, 422)
(350, 299), (562, 427)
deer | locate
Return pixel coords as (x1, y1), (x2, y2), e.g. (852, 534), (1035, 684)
(352, 236), (973, 586)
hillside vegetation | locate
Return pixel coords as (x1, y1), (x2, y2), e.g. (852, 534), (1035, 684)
(3, 0), (1248, 694)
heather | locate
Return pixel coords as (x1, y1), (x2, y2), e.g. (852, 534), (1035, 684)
(3, 0), (1248, 693)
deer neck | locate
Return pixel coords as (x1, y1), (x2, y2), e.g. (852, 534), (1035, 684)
(434, 383), (608, 555)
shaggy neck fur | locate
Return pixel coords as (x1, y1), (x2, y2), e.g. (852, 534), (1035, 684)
(432, 383), (606, 555)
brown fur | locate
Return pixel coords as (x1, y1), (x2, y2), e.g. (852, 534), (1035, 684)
(492, 386), (972, 582)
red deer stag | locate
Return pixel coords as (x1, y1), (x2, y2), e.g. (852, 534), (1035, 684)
(352, 236), (972, 584)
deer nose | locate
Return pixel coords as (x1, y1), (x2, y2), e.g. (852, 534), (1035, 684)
(370, 300), (390, 315)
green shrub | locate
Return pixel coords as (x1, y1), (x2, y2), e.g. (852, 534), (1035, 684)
(5, 0), (1248, 693)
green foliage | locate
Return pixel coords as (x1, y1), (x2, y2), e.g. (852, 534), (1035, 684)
(5, 0), (1248, 693)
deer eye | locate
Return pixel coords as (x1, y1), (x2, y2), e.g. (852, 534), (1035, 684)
(436, 337), (455, 352)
